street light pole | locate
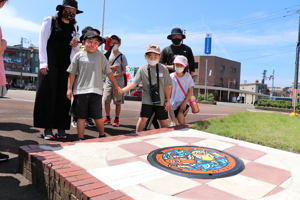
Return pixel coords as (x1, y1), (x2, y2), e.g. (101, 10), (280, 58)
(204, 58), (208, 100)
(272, 70), (275, 96)
(204, 33), (212, 100)
(100, 0), (106, 51)
(290, 9), (300, 117)
(101, 0), (106, 37)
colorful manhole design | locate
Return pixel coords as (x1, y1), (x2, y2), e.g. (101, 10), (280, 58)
(147, 146), (244, 179)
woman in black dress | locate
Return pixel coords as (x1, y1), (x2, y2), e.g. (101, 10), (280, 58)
(34, 0), (83, 140)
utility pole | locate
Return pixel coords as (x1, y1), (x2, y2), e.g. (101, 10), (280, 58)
(268, 70), (275, 97)
(20, 37), (24, 87)
(262, 70), (267, 85)
(290, 9), (300, 117)
(271, 69), (275, 97)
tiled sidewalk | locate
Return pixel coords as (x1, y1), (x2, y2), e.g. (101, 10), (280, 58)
(19, 128), (300, 200)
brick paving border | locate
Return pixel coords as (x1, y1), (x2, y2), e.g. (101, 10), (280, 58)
(18, 126), (187, 200)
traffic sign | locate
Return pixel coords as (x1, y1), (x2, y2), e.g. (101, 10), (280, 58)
(204, 33), (212, 55)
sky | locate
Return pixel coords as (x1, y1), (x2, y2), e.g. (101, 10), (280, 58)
(0, 0), (299, 87)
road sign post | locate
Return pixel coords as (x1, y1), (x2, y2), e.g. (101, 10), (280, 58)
(204, 34), (212, 100)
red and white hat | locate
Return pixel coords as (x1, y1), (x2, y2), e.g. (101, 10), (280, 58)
(174, 55), (188, 67)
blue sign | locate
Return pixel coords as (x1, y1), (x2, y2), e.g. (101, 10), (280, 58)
(204, 34), (212, 55)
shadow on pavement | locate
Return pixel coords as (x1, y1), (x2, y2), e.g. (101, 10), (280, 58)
(0, 123), (39, 134)
(104, 127), (134, 136)
(0, 135), (39, 154)
(85, 124), (136, 136)
(0, 176), (45, 200)
(0, 157), (19, 174)
(0, 136), (51, 200)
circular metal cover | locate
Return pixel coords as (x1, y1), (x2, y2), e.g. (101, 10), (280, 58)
(147, 146), (244, 179)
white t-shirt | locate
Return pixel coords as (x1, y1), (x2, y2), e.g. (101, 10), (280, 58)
(170, 72), (194, 110)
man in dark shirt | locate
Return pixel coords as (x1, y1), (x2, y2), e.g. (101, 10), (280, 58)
(160, 27), (196, 76)
(145, 28), (196, 130)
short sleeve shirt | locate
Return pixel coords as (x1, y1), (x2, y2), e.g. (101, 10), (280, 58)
(134, 63), (172, 106)
(67, 50), (111, 95)
(170, 72), (195, 110)
(160, 44), (196, 73)
(105, 52), (128, 86)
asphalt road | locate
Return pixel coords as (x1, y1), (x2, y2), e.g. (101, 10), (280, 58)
(0, 89), (249, 200)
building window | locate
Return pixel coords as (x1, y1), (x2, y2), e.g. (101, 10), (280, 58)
(219, 78), (224, 87)
(194, 62), (199, 69)
(229, 67), (237, 73)
(219, 65), (225, 72)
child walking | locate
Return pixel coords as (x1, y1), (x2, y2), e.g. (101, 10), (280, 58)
(67, 28), (121, 140)
(170, 55), (194, 125)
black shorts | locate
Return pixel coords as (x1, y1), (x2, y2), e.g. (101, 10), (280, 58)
(174, 104), (190, 117)
(140, 104), (168, 120)
(71, 93), (102, 119)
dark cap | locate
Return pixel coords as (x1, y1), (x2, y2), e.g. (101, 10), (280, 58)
(83, 29), (105, 44)
(80, 26), (100, 42)
(167, 28), (186, 40)
(56, 0), (83, 14)
(110, 35), (121, 43)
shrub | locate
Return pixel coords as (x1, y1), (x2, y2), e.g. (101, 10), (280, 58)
(198, 93), (215, 102)
(257, 99), (297, 109)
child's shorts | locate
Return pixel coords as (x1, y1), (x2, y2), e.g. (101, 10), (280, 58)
(174, 104), (190, 117)
(71, 93), (102, 119)
(103, 84), (124, 104)
(140, 104), (168, 120)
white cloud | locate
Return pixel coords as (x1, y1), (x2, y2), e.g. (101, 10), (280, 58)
(0, 5), (40, 33)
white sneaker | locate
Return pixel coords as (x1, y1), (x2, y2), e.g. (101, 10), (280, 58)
(169, 122), (176, 127)
(43, 129), (55, 140)
(71, 121), (77, 128)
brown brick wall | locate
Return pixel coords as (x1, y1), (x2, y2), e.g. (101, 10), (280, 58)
(194, 56), (241, 89)
(18, 126), (188, 200)
(18, 142), (135, 200)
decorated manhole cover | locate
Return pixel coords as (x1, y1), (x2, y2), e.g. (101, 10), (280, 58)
(147, 146), (244, 179)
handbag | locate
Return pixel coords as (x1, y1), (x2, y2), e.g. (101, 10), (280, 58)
(175, 75), (200, 114)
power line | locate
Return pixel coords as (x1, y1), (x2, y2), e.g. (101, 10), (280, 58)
(222, 6), (299, 28)
(231, 5), (299, 24)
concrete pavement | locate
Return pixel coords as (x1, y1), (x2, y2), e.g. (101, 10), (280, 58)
(1, 89), (275, 200)
(20, 128), (300, 200)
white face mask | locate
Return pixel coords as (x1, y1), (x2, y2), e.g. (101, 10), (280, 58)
(147, 59), (159, 66)
(112, 44), (119, 51)
(175, 67), (185, 73)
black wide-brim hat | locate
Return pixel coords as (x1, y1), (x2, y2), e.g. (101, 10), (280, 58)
(56, 0), (83, 14)
(83, 29), (105, 45)
(167, 27), (186, 40)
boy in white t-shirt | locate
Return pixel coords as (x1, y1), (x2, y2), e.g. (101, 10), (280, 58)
(170, 55), (194, 125)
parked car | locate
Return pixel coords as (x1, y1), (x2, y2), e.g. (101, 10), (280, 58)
(130, 90), (142, 97)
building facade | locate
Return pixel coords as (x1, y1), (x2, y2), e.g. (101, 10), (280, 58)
(240, 82), (269, 104)
(194, 56), (241, 101)
(3, 45), (39, 89)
